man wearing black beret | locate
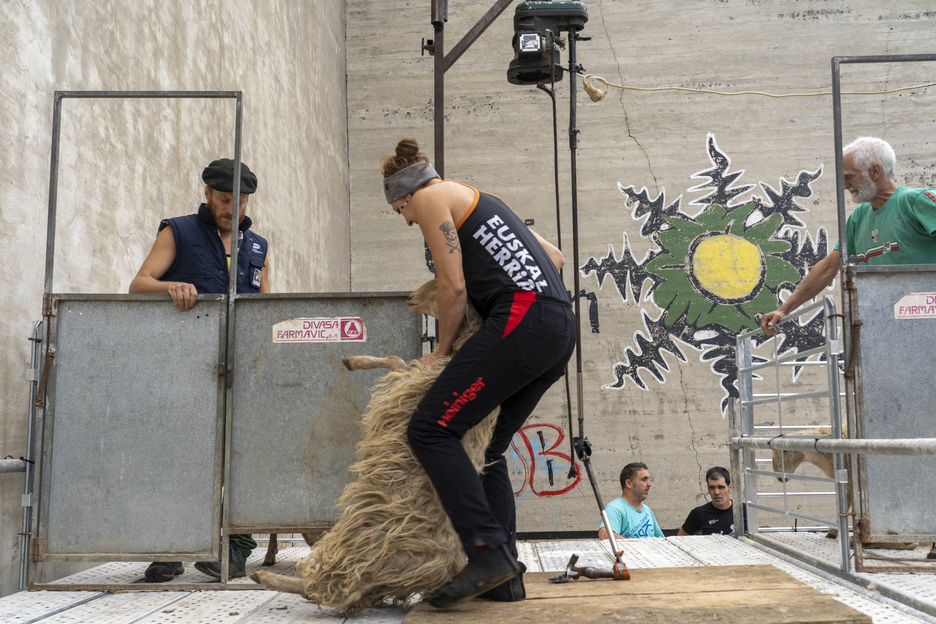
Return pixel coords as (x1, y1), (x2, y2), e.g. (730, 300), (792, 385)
(130, 158), (269, 581)
(130, 158), (270, 311)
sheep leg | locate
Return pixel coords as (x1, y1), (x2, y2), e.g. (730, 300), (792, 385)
(262, 533), (278, 566)
(251, 570), (310, 597)
(343, 355), (407, 372)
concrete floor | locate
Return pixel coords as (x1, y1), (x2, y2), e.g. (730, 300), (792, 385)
(3, 534), (936, 623)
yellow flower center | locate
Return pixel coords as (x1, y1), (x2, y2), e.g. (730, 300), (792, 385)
(692, 235), (762, 300)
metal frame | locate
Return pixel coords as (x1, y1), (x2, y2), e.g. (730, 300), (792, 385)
(32, 91), (247, 590)
(732, 296), (936, 577)
(832, 54), (936, 573)
(224, 290), (421, 535)
(429, 0), (514, 178)
(733, 297), (851, 572)
(29, 289), (420, 592)
(30, 294), (229, 591)
(428, 0), (591, 460)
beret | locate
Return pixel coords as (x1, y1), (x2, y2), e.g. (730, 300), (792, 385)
(202, 158), (258, 194)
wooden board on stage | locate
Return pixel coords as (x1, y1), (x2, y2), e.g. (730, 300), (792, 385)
(403, 566), (870, 624)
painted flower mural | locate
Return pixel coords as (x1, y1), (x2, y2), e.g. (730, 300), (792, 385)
(583, 134), (832, 410)
(646, 201), (800, 334)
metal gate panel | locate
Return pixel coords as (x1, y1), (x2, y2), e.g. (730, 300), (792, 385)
(855, 268), (936, 537)
(37, 296), (226, 560)
(227, 293), (421, 529)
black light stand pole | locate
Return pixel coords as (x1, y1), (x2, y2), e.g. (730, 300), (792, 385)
(536, 45), (578, 478)
(568, 31), (585, 444)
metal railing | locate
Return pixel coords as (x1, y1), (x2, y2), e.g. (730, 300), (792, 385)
(731, 296), (852, 570)
(731, 296), (936, 574)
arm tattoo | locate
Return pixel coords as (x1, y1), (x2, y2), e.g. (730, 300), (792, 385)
(440, 221), (461, 254)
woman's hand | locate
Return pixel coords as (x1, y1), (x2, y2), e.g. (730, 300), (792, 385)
(419, 351), (445, 366)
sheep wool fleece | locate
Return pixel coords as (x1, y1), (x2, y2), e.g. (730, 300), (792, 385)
(407, 185), (576, 558)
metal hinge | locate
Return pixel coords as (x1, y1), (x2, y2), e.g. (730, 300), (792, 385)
(22, 494), (32, 507)
(26, 368), (38, 382)
(42, 293), (56, 318)
(30, 537), (46, 562)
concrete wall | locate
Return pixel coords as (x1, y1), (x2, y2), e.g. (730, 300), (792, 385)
(348, 0), (935, 535)
(0, 0), (348, 596)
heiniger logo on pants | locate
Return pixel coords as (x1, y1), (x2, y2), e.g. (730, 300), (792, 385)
(438, 378), (485, 428)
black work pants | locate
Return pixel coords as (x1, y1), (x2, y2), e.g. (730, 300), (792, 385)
(407, 292), (576, 559)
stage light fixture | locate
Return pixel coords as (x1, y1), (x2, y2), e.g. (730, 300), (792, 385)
(507, 1), (588, 85)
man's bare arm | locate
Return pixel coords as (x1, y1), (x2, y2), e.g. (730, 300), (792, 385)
(129, 227), (198, 311)
(760, 250), (840, 335)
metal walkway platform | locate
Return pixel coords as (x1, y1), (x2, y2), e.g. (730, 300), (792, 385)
(3, 536), (936, 623)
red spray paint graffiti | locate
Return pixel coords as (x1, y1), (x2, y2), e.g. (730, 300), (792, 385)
(510, 423), (580, 497)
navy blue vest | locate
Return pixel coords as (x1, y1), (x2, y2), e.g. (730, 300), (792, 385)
(158, 204), (268, 294)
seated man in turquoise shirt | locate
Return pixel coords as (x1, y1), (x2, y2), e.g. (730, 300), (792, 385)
(598, 462), (664, 540)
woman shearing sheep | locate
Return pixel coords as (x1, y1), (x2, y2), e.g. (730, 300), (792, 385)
(381, 138), (576, 608)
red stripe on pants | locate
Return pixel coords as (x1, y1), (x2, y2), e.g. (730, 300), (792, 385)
(503, 291), (536, 337)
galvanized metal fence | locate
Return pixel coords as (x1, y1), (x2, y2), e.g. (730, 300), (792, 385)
(731, 297), (851, 570)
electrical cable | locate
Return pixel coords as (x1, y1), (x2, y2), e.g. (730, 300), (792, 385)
(580, 74), (936, 102)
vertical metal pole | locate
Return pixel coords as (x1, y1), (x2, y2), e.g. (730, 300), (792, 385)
(428, 1), (447, 344)
(20, 321), (43, 589)
(824, 297), (850, 571)
(737, 333), (759, 534)
(229, 96), (244, 301)
(43, 93), (63, 296)
(220, 93), (245, 585)
(432, 0), (447, 178)
(34, 93), (63, 589)
(831, 58), (847, 278)
(568, 32), (585, 440)
(537, 62), (576, 478)
(727, 398), (744, 536)
(833, 58), (861, 565)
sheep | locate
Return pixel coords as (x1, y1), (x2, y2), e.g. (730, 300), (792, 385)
(771, 426), (837, 482)
(771, 427), (920, 550)
(262, 532), (322, 567)
(771, 426), (848, 540)
(251, 279), (500, 615)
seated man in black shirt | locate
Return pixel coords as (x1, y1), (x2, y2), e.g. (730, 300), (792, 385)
(677, 466), (737, 536)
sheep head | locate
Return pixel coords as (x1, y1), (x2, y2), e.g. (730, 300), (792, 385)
(772, 449), (805, 482)
(407, 279), (440, 318)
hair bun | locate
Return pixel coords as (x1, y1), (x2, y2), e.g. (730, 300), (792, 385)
(396, 138), (421, 160)
(380, 138), (430, 177)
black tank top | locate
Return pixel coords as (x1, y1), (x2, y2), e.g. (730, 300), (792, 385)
(455, 184), (567, 318)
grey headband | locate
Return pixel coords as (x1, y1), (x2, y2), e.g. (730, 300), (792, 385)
(383, 161), (440, 203)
